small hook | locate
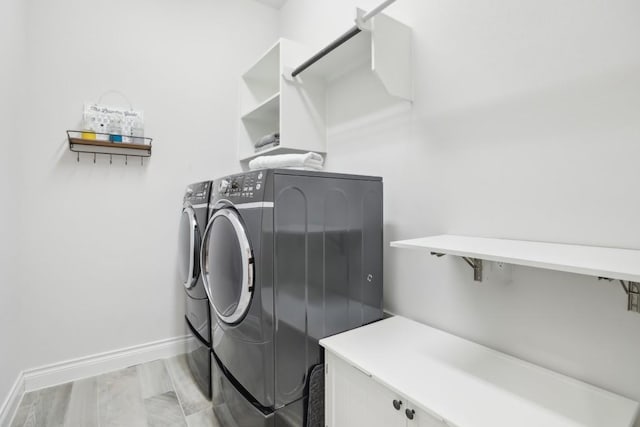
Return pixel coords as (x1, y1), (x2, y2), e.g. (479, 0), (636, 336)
(141, 157), (143, 166)
(110, 154), (112, 165)
(77, 152), (79, 162)
(93, 153), (96, 164)
(125, 155), (128, 165)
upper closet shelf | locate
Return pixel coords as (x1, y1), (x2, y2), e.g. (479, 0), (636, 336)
(237, 38), (326, 163)
(284, 3), (412, 101)
(241, 92), (279, 122)
(391, 235), (640, 312)
(242, 39), (280, 86)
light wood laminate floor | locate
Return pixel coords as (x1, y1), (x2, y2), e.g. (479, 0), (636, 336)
(10, 355), (220, 427)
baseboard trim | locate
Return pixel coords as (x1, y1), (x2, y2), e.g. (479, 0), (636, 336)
(0, 372), (24, 427)
(0, 335), (197, 425)
(22, 334), (196, 393)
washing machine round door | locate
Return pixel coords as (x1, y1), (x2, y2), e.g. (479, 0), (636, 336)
(179, 206), (200, 290)
(201, 207), (254, 325)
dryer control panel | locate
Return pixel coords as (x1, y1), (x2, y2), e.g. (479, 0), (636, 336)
(213, 171), (266, 203)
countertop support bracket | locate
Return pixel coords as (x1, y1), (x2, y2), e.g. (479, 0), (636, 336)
(598, 277), (639, 313)
(620, 281), (640, 313)
(430, 252), (483, 282)
(463, 257), (483, 282)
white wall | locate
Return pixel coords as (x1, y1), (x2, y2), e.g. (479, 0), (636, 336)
(280, 0), (640, 405)
(0, 0), (26, 408)
(12, 0), (278, 376)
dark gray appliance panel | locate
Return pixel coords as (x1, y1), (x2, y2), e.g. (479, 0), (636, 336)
(179, 210), (208, 300)
(181, 181), (211, 301)
(210, 203), (275, 410)
(178, 209), (196, 286)
(186, 294), (210, 342)
(205, 213), (244, 318)
(185, 319), (211, 398)
(361, 188), (384, 321)
(273, 173), (383, 408)
(212, 352), (275, 427)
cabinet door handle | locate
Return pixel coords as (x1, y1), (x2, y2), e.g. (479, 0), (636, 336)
(405, 408), (415, 420)
(392, 399), (403, 410)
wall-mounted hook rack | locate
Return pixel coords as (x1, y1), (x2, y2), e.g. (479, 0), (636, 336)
(67, 130), (152, 165)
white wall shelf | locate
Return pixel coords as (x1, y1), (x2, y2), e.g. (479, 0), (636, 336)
(390, 234), (640, 312)
(321, 315), (640, 427)
(237, 39), (326, 163)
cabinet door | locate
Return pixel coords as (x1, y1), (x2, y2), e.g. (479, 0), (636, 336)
(405, 405), (448, 427)
(325, 352), (404, 427)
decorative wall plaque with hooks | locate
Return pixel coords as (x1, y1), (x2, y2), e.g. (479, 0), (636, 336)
(67, 130), (152, 165)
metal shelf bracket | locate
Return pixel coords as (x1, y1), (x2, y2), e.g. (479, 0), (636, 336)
(620, 281), (640, 313)
(430, 252), (483, 282)
(463, 257), (483, 282)
(598, 277), (640, 313)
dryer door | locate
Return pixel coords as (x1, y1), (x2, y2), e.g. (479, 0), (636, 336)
(179, 206), (200, 290)
(201, 207), (254, 325)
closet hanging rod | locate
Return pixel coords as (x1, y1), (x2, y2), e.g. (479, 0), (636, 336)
(291, 26), (361, 78)
(289, 0), (398, 79)
(361, 0), (398, 22)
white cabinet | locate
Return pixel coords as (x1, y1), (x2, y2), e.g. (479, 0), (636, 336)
(325, 352), (446, 427)
(237, 38), (326, 163)
(320, 316), (639, 427)
(326, 351), (402, 427)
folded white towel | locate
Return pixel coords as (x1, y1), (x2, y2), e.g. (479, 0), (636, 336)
(281, 165), (324, 171)
(249, 152), (324, 171)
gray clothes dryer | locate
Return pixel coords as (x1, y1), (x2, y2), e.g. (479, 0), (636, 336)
(179, 180), (213, 399)
(200, 169), (383, 427)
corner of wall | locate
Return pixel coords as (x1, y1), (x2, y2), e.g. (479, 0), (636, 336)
(0, 373), (25, 427)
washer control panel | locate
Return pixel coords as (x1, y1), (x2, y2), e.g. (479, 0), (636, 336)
(184, 181), (210, 203)
(214, 171), (266, 202)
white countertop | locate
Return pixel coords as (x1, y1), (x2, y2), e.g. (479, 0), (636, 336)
(320, 316), (639, 427)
